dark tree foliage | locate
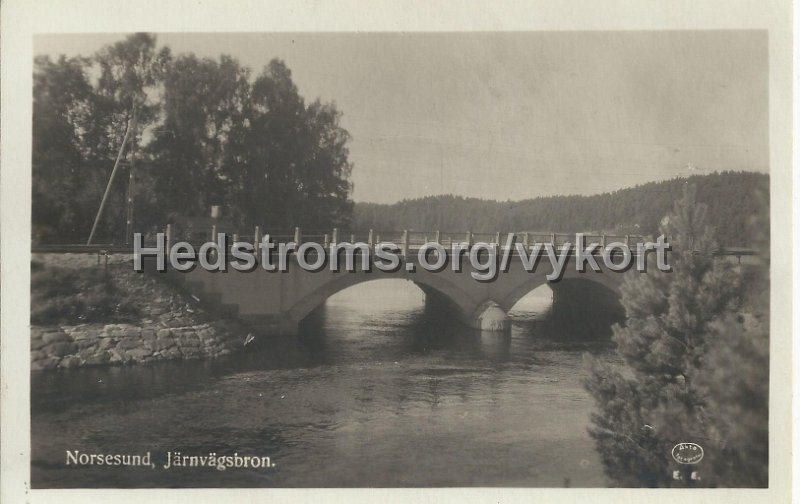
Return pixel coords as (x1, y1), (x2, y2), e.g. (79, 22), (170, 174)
(693, 184), (769, 486)
(146, 53), (250, 221)
(33, 33), (169, 243)
(224, 60), (353, 231)
(353, 171), (768, 247)
(32, 55), (98, 243)
(91, 33), (171, 242)
(583, 185), (768, 487)
(32, 34), (354, 244)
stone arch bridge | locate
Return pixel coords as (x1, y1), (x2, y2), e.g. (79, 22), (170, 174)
(139, 229), (691, 335)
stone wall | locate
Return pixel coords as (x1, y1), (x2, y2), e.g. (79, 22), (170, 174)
(31, 319), (244, 370)
(31, 253), (249, 371)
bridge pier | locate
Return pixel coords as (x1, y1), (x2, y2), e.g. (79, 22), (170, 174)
(474, 302), (511, 332)
(419, 285), (510, 333)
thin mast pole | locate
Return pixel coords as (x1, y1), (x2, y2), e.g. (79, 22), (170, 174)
(125, 113), (138, 244)
(87, 103), (138, 245)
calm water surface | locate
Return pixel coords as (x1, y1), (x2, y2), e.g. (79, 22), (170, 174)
(32, 280), (614, 487)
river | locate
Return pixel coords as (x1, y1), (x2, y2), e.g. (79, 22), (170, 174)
(31, 280), (615, 488)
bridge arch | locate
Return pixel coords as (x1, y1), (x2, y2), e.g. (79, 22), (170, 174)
(497, 271), (625, 320)
(286, 270), (485, 327)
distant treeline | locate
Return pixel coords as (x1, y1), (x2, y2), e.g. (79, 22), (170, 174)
(354, 171), (769, 246)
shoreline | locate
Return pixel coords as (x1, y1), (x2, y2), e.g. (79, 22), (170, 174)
(31, 253), (247, 370)
(31, 319), (245, 370)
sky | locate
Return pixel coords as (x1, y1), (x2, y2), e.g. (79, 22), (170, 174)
(36, 31), (769, 204)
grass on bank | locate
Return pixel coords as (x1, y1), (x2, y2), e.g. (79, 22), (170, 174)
(31, 260), (141, 325)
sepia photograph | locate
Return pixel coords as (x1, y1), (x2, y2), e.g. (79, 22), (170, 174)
(1, 1), (795, 502)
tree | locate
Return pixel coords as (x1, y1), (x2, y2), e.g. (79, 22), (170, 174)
(692, 183), (769, 486)
(32, 55), (97, 243)
(33, 37), (356, 243)
(88, 32), (171, 242)
(583, 184), (767, 487)
(225, 59), (353, 231)
(146, 54), (250, 221)
(94, 32), (171, 126)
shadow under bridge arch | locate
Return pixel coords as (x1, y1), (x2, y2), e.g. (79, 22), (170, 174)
(497, 273), (625, 325)
(286, 270), (485, 328)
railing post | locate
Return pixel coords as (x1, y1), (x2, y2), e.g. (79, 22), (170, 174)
(522, 232), (529, 248)
(625, 234), (630, 247)
(332, 227), (338, 245)
(368, 229), (374, 249)
(402, 230), (409, 257)
(601, 234), (606, 248)
(165, 224), (172, 252)
(551, 232), (556, 246)
(376, 234), (381, 245)
(210, 225), (218, 261)
(434, 230), (440, 244)
(294, 227), (302, 245)
(350, 233), (355, 244)
(466, 231), (472, 247)
(323, 233), (330, 248)
(254, 226), (261, 253)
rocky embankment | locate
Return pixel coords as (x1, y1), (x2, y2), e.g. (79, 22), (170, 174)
(30, 319), (244, 370)
(31, 253), (248, 370)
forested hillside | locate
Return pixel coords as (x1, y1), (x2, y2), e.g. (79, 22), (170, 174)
(354, 171), (768, 246)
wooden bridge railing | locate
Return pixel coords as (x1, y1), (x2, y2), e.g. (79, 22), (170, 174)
(32, 225), (759, 259)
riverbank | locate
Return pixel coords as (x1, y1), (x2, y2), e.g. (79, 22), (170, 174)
(31, 253), (248, 370)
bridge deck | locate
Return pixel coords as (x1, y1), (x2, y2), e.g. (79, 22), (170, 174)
(32, 242), (758, 257)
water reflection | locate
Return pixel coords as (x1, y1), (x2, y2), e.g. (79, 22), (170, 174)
(31, 279), (614, 488)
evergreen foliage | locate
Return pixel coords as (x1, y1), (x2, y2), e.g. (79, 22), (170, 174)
(583, 185), (768, 487)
